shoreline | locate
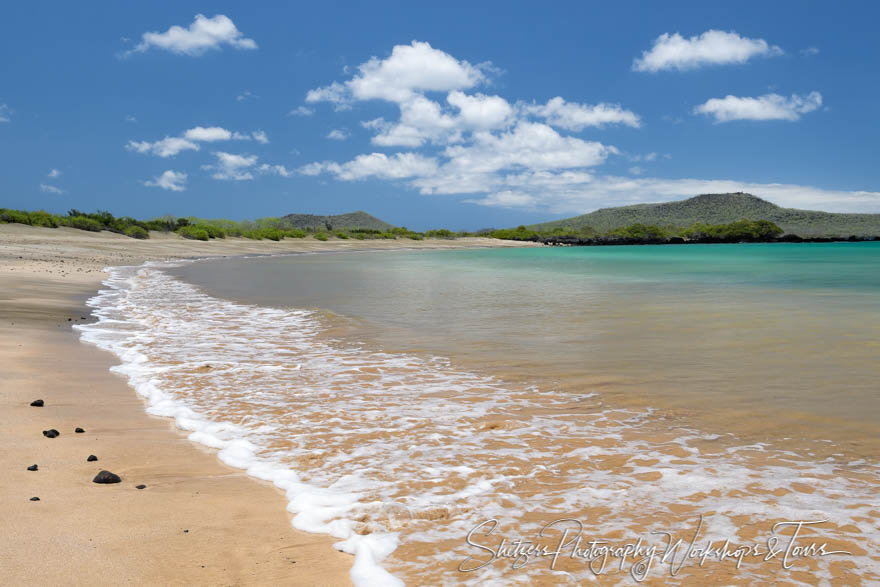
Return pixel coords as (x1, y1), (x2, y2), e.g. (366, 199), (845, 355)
(0, 224), (536, 585)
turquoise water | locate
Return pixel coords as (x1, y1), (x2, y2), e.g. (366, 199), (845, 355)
(169, 242), (880, 450)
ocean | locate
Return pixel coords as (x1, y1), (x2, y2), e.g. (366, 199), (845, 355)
(77, 242), (880, 585)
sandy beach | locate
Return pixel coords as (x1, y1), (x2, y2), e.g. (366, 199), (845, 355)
(0, 224), (535, 585)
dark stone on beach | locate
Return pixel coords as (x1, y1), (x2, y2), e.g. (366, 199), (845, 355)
(135, 484), (146, 490)
(67, 318), (72, 321)
(92, 470), (121, 484)
(87, 455), (98, 462)
(30, 497), (40, 501)
(43, 429), (60, 438)
(27, 464), (38, 471)
(75, 427), (85, 433)
(30, 399), (44, 407)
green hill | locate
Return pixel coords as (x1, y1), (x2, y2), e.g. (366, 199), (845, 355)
(528, 193), (880, 237)
(280, 211), (395, 231)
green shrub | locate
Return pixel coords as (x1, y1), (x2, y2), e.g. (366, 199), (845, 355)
(407, 233), (424, 240)
(123, 225), (149, 239)
(65, 216), (103, 232)
(334, 231), (350, 239)
(284, 229), (307, 238)
(314, 232), (329, 241)
(426, 228), (453, 238)
(177, 225), (210, 241)
(0, 209), (31, 224)
(28, 210), (60, 228)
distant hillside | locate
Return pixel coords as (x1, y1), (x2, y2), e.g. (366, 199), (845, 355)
(529, 193), (880, 237)
(280, 211), (395, 231)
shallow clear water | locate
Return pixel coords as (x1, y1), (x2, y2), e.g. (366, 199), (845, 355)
(169, 242), (880, 449)
(76, 243), (880, 585)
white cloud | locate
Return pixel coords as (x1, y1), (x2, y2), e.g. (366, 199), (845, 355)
(144, 170), (187, 191)
(236, 90), (256, 102)
(524, 97), (641, 130)
(447, 91), (514, 130)
(288, 105), (314, 116)
(305, 82), (350, 107)
(347, 40), (487, 103)
(203, 151), (258, 180)
(129, 14), (257, 57)
(694, 92), (822, 122)
(47, 168), (62, 178)
(184, 125), (232, 142)
(301, 152), (438, 181)
(0, 103), (11, 122)
(128, 125), (265, 158)
(441, 122), (613, 176)
(629, 166), (644, 175)
(801, 47), (820, 57)
(326, 129), (349, 141)
(126, 136), (200, 158)
(257, 163), (293, 177)
(633, 30), (783, 72)
(124, 115), (138, 123)
(39, 184), (64, 194)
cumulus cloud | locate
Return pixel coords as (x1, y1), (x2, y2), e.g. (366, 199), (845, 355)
(127, 14), (257, 57)
(346, 40), (487, 103)
(124, 115), (138, 123)
(301, 40), (639, 151)
(447, 91), (514, 130)
(304, 41), (495, 135)
(633, 30), (783, 72)
(694, 92), (822, 122)
(251, 130), (269, 144)
(0, 103), (11, 122)
(144, 170), (187, 191)
(326, 129), (349, 141)
(236, 90), (256, 102)
(47, 168), (62, 178)
(39, 184), (64, 194)
(203, 151), (258, 180)
(801, 47), (820, 57)
(524, 97), (641, 130)
(126, 136), (200, 158)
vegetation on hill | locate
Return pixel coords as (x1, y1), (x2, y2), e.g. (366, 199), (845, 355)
(280, 211), (395, 232)
(0, 207), (468, 242)
(489, 219), (793, 244)
(528, 193), (880, 237)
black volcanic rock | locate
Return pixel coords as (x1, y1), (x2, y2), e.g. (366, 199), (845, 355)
(135, 484), (146, 490)
(43, 429), (60, 438)
(92, 470), (121, 484)
(87, 455), (98, 462)
(30, 497), (40, 501)
(27, 464), (38, 471)
(75, 427), (85, 433)
(30, 399), (44, 407)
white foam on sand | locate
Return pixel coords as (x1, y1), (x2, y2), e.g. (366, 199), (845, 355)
(75, 261), (880, 585)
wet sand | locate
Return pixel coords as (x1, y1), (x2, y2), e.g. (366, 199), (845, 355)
(0, 224), (535, 585)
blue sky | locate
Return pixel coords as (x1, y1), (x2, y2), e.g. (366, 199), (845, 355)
(2, 1), (879, 230)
